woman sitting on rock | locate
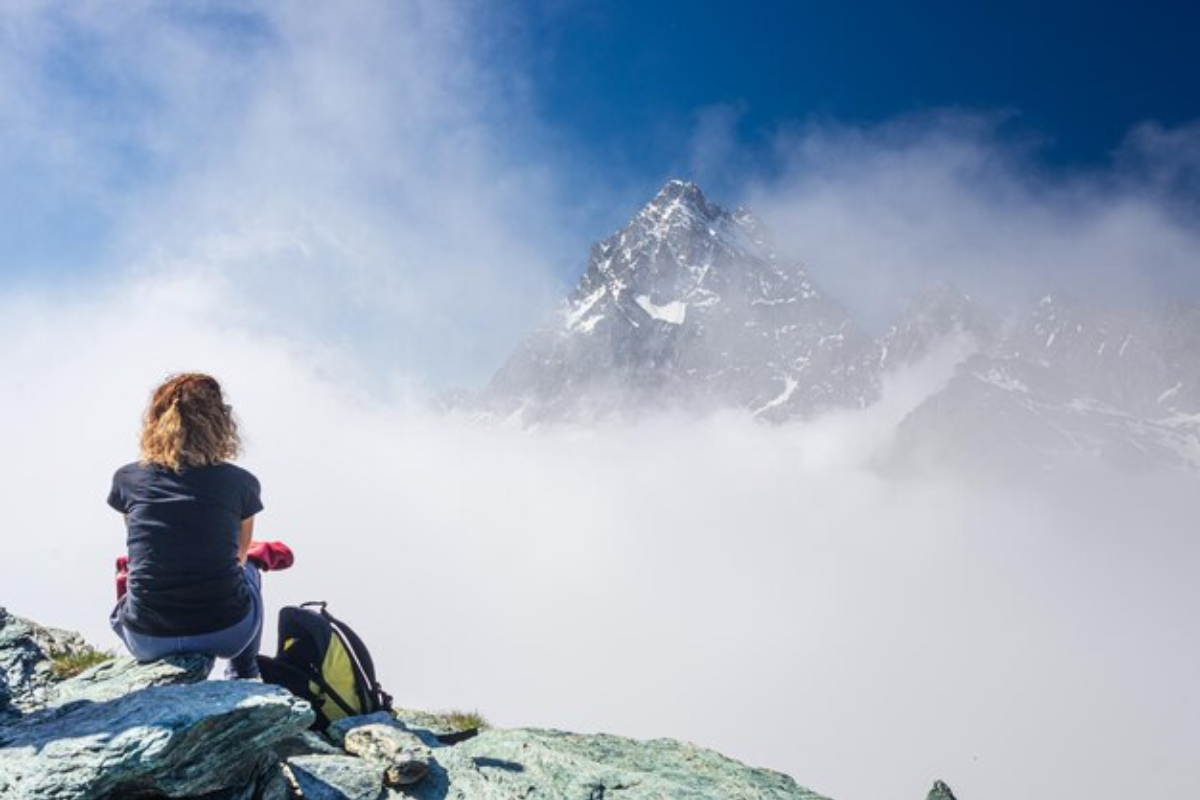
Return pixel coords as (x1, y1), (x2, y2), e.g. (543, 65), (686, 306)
(108, 373), (289, 680)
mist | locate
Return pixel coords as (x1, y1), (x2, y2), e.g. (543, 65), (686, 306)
(3, 281), (1196, 800)
(2, 4), (1199, 800)
(738, 113), (1200, 330)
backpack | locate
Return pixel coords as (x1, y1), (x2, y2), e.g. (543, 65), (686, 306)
(256, 601), (393, 730)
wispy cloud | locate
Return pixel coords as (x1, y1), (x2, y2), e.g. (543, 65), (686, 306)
(4, 298), (1195, 800)
(2, 6), (1198, 800)
(0, 1), (582, 387)
(742, 112), (1200, 328)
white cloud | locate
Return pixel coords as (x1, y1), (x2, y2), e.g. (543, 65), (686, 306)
(0, 0), (575, 387)
(3, 281), (1196, 800)
(1, 6), (1198, 800)
(744, 113), (1200, 329)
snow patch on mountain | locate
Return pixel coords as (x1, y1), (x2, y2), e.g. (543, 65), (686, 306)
(485, 179), (878, 423)
(476, 180), (1200, 473)
(635, 295), (687, 324)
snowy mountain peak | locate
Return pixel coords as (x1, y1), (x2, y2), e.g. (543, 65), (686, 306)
(480, 183), (1200, 471)
(487, 182), (878, 421)
(572, 180), (788, 311)
(631, 179), (738, 244)
(643, 179), (716, 217)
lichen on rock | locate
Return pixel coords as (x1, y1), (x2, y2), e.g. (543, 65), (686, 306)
(927, 779), (959, 800)
(0, 681), (314, 799)
(0, 609), (959, 800)
(0, 607), (92, 710)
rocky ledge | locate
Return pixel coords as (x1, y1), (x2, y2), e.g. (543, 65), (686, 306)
(1, 608), (959, 800)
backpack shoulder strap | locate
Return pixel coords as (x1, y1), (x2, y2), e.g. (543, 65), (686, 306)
(261, 652), (361, 721)
(315, 605), (394, 712)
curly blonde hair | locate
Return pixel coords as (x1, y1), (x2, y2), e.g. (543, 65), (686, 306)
(140, 373), (241, 471)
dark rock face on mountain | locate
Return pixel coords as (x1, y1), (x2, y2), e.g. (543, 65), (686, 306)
(480, 180), (1200, 472)
(488, 180), (878, 423)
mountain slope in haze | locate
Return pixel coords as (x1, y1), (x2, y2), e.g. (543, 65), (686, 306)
(487, 180), (878, 423)
(876, 282), (1002, 372)
(479, 180), (1200, 472)
(892, 294), (1200, 471)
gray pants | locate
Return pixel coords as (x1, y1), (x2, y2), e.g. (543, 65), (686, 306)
(110, 563), (263, 679)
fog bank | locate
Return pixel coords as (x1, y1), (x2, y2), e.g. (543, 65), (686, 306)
(2, 5), (1198, 800)
(1, 282), (1196, 800)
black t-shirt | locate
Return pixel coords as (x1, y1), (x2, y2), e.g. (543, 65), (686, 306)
(108, 461), (264, 636)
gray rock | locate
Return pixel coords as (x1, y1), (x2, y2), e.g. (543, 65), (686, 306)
(42, 652), (212, 709)
(326, 709), (406, 746)
(256, 759), (300, 800)
(274, 728), (347, 758)
(3, 613), (840, 800)
(284, 754), (395, 800)
(323, 712), (823, 799)
(391, 707), (479, 743)
(0, 607), (89, 709)
(0, 681), (313, 800)
(200, 777), (259, 800)
(0, 607), (88, 653)
(343, 724), (431, 785)
(201, 758), (296, 800)
(927, 779), (959, 800)
(327, 708), (447, 750)
(324, 711), (431, 785)
(409, 727), (828, 800)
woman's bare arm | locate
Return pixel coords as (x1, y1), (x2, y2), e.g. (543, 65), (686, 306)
(238, 516), (255, 566)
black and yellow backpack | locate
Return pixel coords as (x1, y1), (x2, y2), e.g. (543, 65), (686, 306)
(257, 601), (393, 730)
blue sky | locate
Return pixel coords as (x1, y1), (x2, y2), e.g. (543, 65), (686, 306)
(1, 0), (1197, 384)
(4, 8), (1199, 798)
(506, 0), (1200, 188)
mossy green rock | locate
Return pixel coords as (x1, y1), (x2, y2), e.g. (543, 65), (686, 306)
(0, 607), (90, 710)
(927, 780), (959, 800)
(1, 611), (957, 800)
(41, 650), (212, 708)
(405, 727), (829, 800)
(286, 754), (393, 800)
(0, 681), (313, 799)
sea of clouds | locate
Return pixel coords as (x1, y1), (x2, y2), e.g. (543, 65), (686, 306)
(3, 289), (1197, 800)
(2, 4), (1198, 800)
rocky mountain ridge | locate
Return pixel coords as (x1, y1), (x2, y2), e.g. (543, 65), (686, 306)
(889, 290), (1200, 470)
(487, 180), (878, 423)
(481, 181), (1200, 471)
(1, 607), (959, 800)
